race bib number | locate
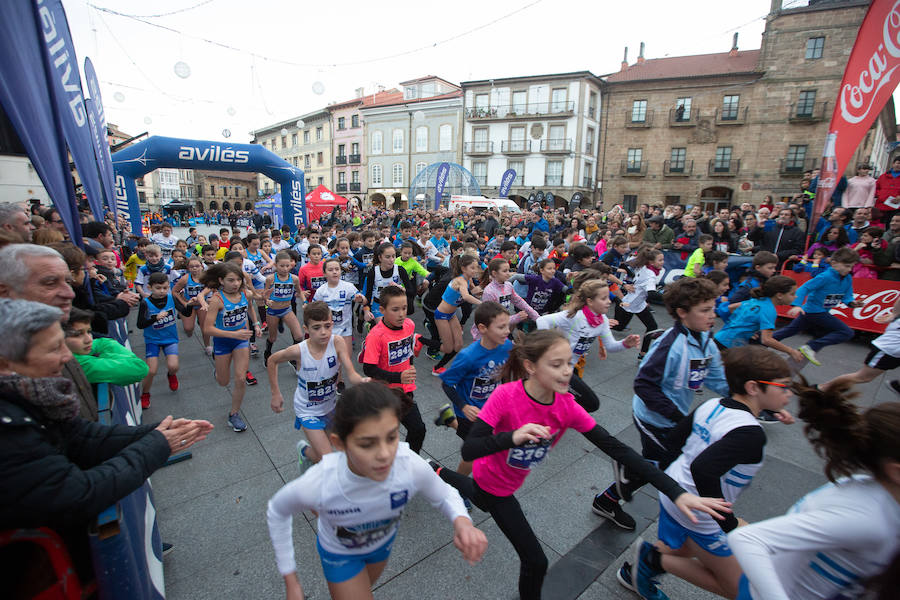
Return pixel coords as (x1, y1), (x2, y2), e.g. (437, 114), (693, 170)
(311, 276), (326, 291)
(387, 336), (413, 366)
(530, 290), (550, 312)
(470, 376), (498, 402)
(507, 438), (553, 470)
(335, 516), (400, 549)
(498, 294), (512, 313)
(306, 373), (338, 406)
(823, 293), (843, 309)
(573, 336), (593, 356)
(222, 306), (247, 328)
(153, 311), (175, 329)
(688, 357), (711, 390)
(331, 308), (344, 324)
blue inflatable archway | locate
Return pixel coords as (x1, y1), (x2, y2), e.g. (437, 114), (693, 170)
(112, 136), (306, 235)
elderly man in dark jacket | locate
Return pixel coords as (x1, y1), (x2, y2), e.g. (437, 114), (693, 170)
(748, 207), (805, 265)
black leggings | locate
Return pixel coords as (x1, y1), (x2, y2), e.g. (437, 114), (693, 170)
(568, 373), (600, 412)
(401, 397), (426, 454)
(438, 469), (547, 600)
(612, 304), (657, 333)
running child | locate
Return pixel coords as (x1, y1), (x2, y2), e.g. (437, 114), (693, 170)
(714, 275), (804, 362)
(702, 250), (729, 276)
(685, 234), (714, 278)
(332, 237), (366, 287)
(314, 257), (366, 353)
(123, 237), (150, 285)
(821, 296), (900, 394)
(396, 242), (430, 298)
(430, 330), (732, 600)
(472, 258), (538, 341)
(620, 346), (794, 600)
(354, 230), (378, 270)
(536, 275), (640, 412)
(706, 270), (734, 323)
(137, 272), (199, 409)
(202, 262), (263, 432)
(772, 247), (862, 368)
(592, 277), (731, 530)
(266, 382), (487, 600)
(727, 381), (900, 600)
(613, 247), (664, 336)
(509, 258), (568, 319)
(134, 244), (177, 297)
(298, 243), (327, 302)
(172, 257), (210, 342)
(262, 251), (304, 365)
(729, 251), (777, 303)
(267, 301), (369, 471)
(360, 285), (428, 454)
(361, 242), (415, 327)
(432, 254), (482, 375)
(424, 220), (449, 269)
(437, 302), (514, 476)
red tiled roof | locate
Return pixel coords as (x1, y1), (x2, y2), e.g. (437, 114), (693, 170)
(606, 50), (761, 83)
(362, 89), (462, 109)
(361, 89), (404, 106)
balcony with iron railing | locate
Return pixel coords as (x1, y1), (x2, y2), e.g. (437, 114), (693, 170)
(669, 107), (699, 127)
(465, 101), (575, 120)
(464, 141), (494, 155)
(780, 156), (819, 176)
(664, 160), (694, 176)
(349, 182), (361, 192)
(582, 177), (594, 188)
(348, 154), (361, 164)
(708, 158), (741, 176)
(789, 101), (829, 123)
(474, 175), (487, 186)
(501, 140), (531, 154)
(335, 155), (347, 165)
(545, 175), (563, 186)
(539, 138), (573, 153)
(620, 160), (648, 176)
(625, 110), (653, 128)
(587, 106), (596, 119)
(335, 183), (348, 192)
(715, 106), (748, 125)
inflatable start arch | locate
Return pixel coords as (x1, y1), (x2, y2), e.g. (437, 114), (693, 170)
(112, 136), (307, 235)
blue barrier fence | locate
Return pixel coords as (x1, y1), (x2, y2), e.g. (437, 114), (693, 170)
(88, 317), (166, 599)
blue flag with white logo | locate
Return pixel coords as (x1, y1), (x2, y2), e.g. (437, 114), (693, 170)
(0, 0), (82, 245)
(84, 57), (117, 218)
(498, 168), (517, 197)
(434, 162), (450, 210)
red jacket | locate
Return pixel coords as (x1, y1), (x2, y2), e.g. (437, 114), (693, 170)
(874, 171), (900, 214)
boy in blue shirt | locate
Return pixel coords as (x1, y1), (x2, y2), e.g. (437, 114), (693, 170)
(435, 302), (513, 476)
(592, 277), (730, 531)
(772, 247), (862, 367)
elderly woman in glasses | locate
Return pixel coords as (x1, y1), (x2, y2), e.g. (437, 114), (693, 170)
(0, 298), (213, 584)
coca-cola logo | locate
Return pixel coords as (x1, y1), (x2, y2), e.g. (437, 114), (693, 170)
(840, 0), (900, 124)
(828, 288), (899, 323)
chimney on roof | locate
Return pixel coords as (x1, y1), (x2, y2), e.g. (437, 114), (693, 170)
(355, 87), (364, 98)
(729, 33), (739, 56)
(637, 42), (645, 64)
(621, 46), (629, 71)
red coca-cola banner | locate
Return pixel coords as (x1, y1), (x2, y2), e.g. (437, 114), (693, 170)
(812, 0), (900, 228)
(775, 271), (897, 334)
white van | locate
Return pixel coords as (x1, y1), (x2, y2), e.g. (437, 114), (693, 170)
(448, 195), (522, 214)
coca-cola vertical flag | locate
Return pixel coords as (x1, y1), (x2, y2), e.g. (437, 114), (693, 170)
(38, 0), (107, 221)
(0, 0), (82, 246)
(813, 0), (900, 229)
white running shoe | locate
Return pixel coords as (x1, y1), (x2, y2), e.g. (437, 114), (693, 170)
(799, 344), (821, 366)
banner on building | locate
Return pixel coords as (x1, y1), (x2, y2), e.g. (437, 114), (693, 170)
(813, 0), (900, 227)
(0, 0), (82, 245)
(84, 57), (117, 218)
(434, 162), (450, 210)
(498, 168), (517, 197)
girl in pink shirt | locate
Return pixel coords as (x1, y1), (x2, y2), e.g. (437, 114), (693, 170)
(471, 258), (539, 341)
(429, 330), (732, 600)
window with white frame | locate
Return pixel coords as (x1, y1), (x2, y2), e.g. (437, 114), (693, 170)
(415, 126), (428, 152)
(586, 127), (595, 154)
(546, 160), (563, 185)
(631, 100), (647, 122)
(339, 171), (346, 184)
(351, 170), (359, 183)
(392, 163), (403, 186)
(675, 97), (692, 121)
(392, 129), (404, 153)
(371, 164), (383, 186)
(512, 90), (527, 112)
(508, 160), (524, 180)
(372, 131), (383, 154)
(316, 127), (323, 141)
(551, 88), (567, 113)
(472, 162), (487, 185)
(415, 162), (427, 176)
(439, 124), (452, 151)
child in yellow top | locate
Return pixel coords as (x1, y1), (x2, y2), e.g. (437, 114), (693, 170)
(123, 237), (150, 284)
(684, 234), (713, 278)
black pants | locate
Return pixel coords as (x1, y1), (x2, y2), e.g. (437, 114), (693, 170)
(421, 304), (441, 351)
(568, 373), (599, 412)
(401, 397), (426, 454)
(439, 470), (547, 600)
(612, 304), (657, 333)
(617, 417), (677, 500)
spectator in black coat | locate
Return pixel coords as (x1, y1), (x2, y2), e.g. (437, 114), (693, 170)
(0, 298), (213, 586)
(748, 207), (805, 265)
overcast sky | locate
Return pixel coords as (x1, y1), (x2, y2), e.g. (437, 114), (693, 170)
(65, 0), (811, 143)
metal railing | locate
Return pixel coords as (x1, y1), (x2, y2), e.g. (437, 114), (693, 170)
(465, 101), (575, 120)
(501, 140), (531, 153)
(620, 160), (648, 176)
(664, 159), (693, 176)
(349, 182), (361, 192)
(625, 110), (653, 127)
(335, 155), (347, 165)
(540, 138), (573, 153)
(789, 101), (829, 122)
(545, 175), (563, 186)
(335, 183), (348, 192)
(474, 175), (487, 185)
(669, 107), (699, 126)
(582, 177), (594, 188)
(348, 154), (361, 164)
(708, 158), (741, 176)
(464, 141), (494, 154)
(715, 106), (748, 125)
(779, 156), (819, 175)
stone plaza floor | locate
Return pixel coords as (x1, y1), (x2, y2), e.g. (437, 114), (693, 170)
(136, 253), (895, 599)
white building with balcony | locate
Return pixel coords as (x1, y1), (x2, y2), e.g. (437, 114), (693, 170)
(461, 71), (603, 209)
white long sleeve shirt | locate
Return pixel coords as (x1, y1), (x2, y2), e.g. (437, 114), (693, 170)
(536, 309), (625, 365)
(728, 476), (900, 600)
(267, 443), (469, 575)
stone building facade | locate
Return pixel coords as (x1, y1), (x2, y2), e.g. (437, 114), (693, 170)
(193, 170), (258, 212)
(599, 0), (895, 212)
(252, 108), (332, 198)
